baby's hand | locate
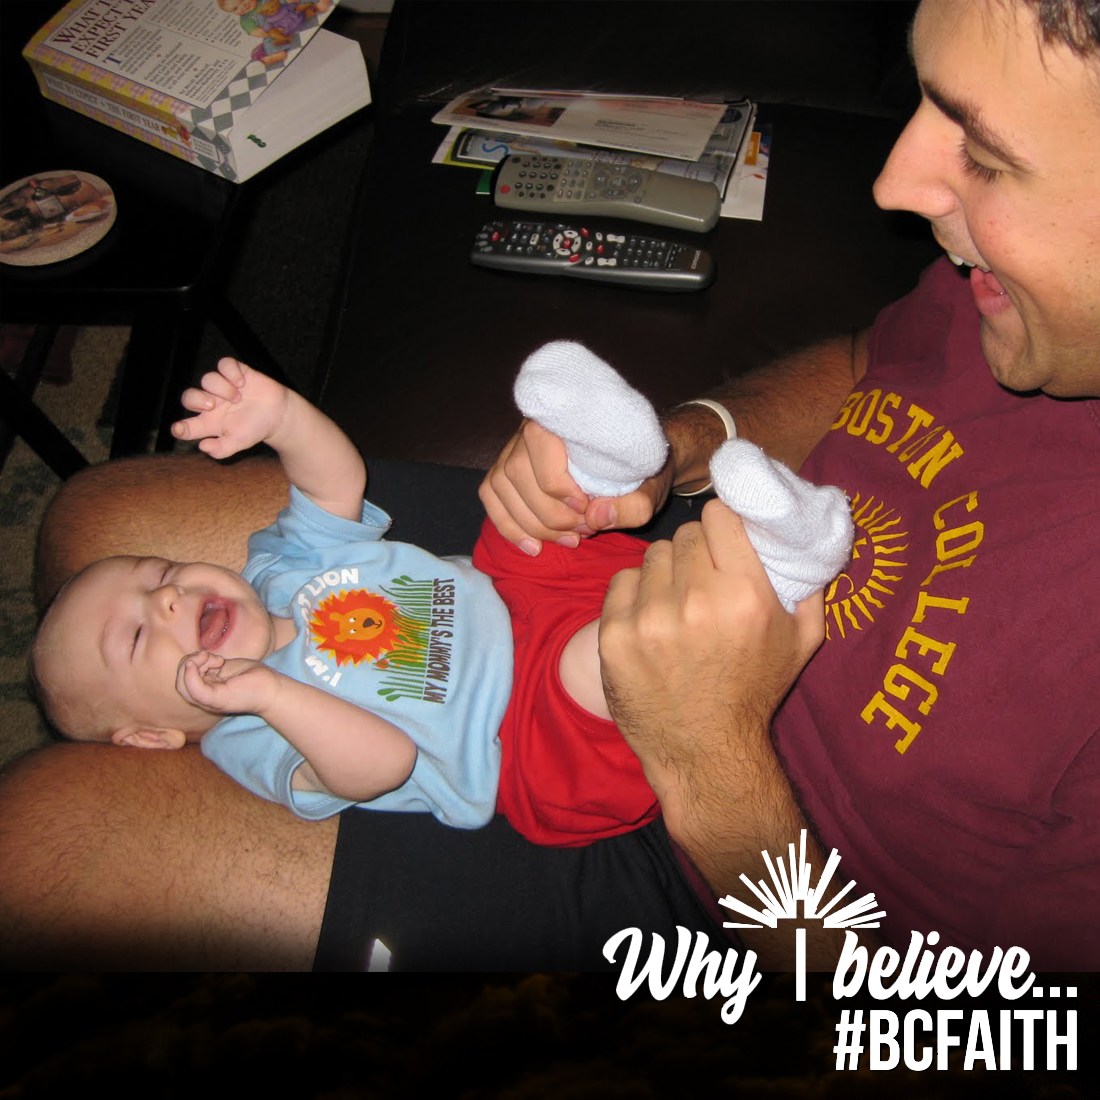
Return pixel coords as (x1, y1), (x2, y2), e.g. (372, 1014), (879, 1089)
(177, 650), (279, 715)
(171, 358), (290, 460)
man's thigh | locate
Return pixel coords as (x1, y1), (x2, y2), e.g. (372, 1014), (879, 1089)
(35, 452), (290, 607)
(0, 743), (335, 970)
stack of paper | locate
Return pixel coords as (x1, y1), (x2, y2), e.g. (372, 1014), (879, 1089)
(430, 85), (765, 220)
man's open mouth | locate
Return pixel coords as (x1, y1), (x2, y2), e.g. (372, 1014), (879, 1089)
(946, 250), (1011, 315)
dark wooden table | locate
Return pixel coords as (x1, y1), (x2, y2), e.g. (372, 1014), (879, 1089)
(317, 0), (939, 471)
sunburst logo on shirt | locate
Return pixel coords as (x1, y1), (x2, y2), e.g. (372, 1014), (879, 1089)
(824, 493), (910, 640)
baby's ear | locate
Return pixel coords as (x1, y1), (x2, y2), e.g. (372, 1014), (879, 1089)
(111, 727), (187, 751)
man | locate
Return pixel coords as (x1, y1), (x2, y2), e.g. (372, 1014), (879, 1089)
(2, 0), (1097, 970)
(484, 0), (1100, 968)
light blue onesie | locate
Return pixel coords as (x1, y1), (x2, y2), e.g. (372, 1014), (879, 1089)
(202, 488), (513, 827)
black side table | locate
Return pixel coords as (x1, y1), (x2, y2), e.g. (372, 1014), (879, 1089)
(0, 1), (283, 477)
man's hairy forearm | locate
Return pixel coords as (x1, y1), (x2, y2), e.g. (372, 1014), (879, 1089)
(664, 728), (880, 971)
(662, 332), (867, 492)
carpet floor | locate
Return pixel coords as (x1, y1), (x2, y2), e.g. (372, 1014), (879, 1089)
(0, 326), (129, 767)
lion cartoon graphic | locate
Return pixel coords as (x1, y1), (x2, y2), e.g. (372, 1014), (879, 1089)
(311, 589), (400, 666)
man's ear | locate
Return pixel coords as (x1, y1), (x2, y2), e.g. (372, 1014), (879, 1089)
(111, 726), (187, 750)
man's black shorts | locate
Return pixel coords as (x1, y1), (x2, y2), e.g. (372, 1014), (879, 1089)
(315, 809), (728, 971)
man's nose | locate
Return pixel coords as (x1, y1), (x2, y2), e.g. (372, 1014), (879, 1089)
(873, 104), (958, 221)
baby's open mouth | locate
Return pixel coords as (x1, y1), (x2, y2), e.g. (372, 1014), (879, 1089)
(199, 600), (231, 650)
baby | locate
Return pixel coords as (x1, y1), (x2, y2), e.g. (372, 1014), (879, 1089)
(33, 346), (853, 847)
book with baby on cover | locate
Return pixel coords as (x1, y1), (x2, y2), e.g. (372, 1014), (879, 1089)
(22, 0), (371, 182)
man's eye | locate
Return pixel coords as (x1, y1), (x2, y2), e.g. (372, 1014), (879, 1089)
(957, 141), (1002, 184)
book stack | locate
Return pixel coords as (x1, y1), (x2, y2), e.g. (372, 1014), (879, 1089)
(22, 0), (371, 183)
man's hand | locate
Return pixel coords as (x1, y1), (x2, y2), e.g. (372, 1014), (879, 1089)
(479, 419), (673, 554)
(171, 358), (291, 460)
(598, 499), (824, 829)
(599, 498), (846, 969)
(177, 650), (281, 716)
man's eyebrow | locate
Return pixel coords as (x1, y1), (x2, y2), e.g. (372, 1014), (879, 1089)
(905, 14), (1032, 171)
(919, 78), (1033, 173)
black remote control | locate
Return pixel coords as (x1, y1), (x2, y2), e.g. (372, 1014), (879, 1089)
(471, 219), (715, 291)
(494, 154), (721, 232)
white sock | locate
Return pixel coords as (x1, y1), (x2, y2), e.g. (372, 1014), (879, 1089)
(513, 341), (668, 497)
(709, 438), (854, 612)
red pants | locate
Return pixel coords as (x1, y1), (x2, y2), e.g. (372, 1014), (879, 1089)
(473, 519), (659, 847)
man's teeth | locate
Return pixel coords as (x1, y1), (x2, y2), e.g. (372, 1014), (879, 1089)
(946, 251), (990, 272)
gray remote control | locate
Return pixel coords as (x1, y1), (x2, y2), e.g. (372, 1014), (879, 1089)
(471, 219), (715, 291)
(493, 154), (721, 232)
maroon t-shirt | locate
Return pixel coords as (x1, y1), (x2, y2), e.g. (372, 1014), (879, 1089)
(778, 257), (1100, 968)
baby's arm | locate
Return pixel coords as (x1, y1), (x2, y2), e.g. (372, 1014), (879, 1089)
(172, 358), (366, 521)
(179, 652), (417, 803)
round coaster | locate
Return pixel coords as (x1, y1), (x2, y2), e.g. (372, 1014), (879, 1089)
(0, 170), (117, 267)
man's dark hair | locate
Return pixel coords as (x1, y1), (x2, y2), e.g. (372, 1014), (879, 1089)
(1026, 0), (1100, 54)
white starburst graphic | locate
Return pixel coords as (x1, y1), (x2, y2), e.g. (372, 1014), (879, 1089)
(717, 831), (885, 998)
(719, 831), (884, 930)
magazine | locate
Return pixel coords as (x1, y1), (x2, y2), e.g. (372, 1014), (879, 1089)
(431, 87), (726, 162)
(434, 100), (756, 200)
(721, 125), (772, 222)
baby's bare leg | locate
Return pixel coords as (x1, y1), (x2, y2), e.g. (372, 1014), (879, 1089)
(558, 619), (612, 720)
